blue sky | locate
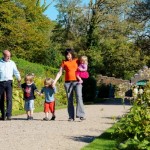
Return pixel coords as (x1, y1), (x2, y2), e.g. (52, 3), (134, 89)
(43, 1), (58, 20)
(43, 0), (89, 21)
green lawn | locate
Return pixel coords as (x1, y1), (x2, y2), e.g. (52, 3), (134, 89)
(81, 127), (118, 150)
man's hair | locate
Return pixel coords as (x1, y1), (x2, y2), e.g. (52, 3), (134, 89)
(64, 48), (76, 60)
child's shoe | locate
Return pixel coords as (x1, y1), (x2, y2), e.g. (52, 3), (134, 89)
(43, 117), (49, 121)
(30, 116), (33, 120)
(50, 116), (56, 121)
(27, 116), (30, 120)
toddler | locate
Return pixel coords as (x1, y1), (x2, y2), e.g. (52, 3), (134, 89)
(40, 78), (56, 121)
(21, 73), (39, 120)
(76, 55), (89, 83)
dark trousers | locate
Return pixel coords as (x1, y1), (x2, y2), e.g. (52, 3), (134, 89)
(0, 80), (12, 118)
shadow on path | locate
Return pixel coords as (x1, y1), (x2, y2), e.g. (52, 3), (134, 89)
(97, 98), (132, 105)
(12, 118), (42, 121)
(67, 135), (95, 143)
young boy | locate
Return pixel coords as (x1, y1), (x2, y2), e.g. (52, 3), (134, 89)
(21, 73), (39, 120)
(40, 78), (56, 121)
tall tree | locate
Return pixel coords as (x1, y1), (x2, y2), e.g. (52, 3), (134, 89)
(52, 0), (145, 78)
(53, 0), (83, 48)
(129, 0), (150, 65)
(0, 0), (55, 65)
(83, 0), (144, 78)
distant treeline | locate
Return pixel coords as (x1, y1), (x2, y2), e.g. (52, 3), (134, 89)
(0, 0), (150, 79)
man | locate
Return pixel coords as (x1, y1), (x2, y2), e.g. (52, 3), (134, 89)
(0, 50), (21, 120)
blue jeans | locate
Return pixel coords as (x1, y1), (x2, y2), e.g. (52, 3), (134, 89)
(64, 81), (85, 119)
(0, 80), (13, 118)
(24, 100), (34, 111)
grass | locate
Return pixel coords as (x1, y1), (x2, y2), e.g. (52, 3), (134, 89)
(81, 126), (118, 150)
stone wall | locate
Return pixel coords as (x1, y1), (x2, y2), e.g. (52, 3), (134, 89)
(97, 75), (129, 86)
(96, 75), (130, 98)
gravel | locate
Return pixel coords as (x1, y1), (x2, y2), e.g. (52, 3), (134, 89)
(0, 100), (131, 150)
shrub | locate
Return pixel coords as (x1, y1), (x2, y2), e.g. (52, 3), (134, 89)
(113, 82), (150, 150)
(82, 77), (97, 102)
(97, 83), (110, 98)
(13, 57), (58, 77)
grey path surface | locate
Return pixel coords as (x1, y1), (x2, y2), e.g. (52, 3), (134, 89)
(0, 100), (131, 150)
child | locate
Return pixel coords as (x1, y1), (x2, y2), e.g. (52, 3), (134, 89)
(40, 78), (56, 121)
(21, 73), (39, 120)
(76, 55), (89, 83)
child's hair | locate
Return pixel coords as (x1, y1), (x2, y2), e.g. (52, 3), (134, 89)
(24, 73), (34, 83)
(44, 78), (54, 87)
(80, 56), (88, 64)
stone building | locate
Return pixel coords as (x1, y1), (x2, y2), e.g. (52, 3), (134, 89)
(96, 66), (150, 98)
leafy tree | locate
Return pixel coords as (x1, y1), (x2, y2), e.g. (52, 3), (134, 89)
(52, 0), (83, 49)
(129, 0), (150, 66)
(101, 38), (145, 79)
(0, 0), (56, 65)
(52, 0), (146, 78)
(78, 0), (144, 78)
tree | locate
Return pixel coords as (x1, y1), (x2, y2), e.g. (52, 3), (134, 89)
(129, 0), (150, 66)
(52, 0), (146, 78)
(83, 0), (144, 78)
(0, 0), (55, 65)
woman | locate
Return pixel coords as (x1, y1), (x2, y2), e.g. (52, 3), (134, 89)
(52, 48), (85, 121)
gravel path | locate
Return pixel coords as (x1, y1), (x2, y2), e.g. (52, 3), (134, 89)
(0, 100), (131, 150)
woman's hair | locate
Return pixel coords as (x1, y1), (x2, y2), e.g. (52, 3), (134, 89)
(24, 73), (34, 83)
(80, 56), (88, 64)
(64, 48), (76, 60)
(44, 78), (54, 88)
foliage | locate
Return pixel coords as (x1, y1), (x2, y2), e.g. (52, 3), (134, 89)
(0, 0), (148, 79)
(0, 0), (56, 66)
(55, 0), (83, 47)
(101, 39), (145, 79)
(82, 77), (97, 102)
(79, 48), (103, 76)
(44, 44), (64, 68)
(52, 0), (147, 79)
(97, 83), (110, 98)
(129, 0), (150, 67)
(113, 82), (150, 150)
(1, 0), (150, 80)
(12, 56), (58, 77)
(55, 81), (67, 106)
(81, 127), (117, 150)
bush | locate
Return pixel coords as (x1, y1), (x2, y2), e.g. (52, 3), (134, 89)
(82, 77), (97, 102)
(113, 82), (150, 150)
(97, 83), (110, 98)
(12, 57), (58, 77)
